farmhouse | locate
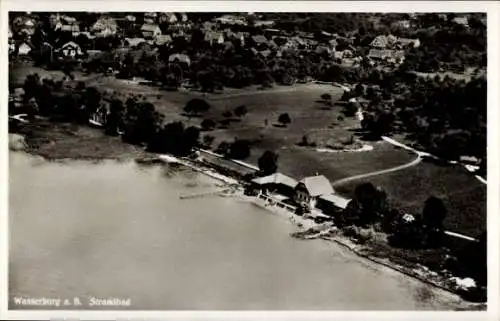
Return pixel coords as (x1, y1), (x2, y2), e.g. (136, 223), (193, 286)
(141, 24), (162, 39)
(294, 175), (335, 210)
(58, 41), (84, 59)
(251, 173), (298, 198)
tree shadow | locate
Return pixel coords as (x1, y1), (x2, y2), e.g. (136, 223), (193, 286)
(273, 123), (286, 128)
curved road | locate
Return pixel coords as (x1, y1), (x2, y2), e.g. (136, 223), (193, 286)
(332, 153), (422, 187)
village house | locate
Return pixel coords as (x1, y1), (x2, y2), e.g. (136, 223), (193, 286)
(159, 13), (178, 24)
(396, 37), (420, 49)
(254, 20), (276, 28)
(141, 23), (162, 39)
(452, 16), (469, 27)
(125, 15), (137, 22)
(204, 31), (225, 46)
(168, 53), (191, 67)
(250, 34), (269, 50)
(91, 17), (118, 38)
(391, 20), (411, 30)
(368, 49), (405, 64)
(225, 30), (245, 46)
(59, 24), (81, 37)
(250, 173), (298, 198)
(293, 175), (335, 210)
(17, 42), (32, 56)
(369, 34), (397, 49)
(214, 14), (247, 26)
(15, 16), (36, 37)
(155, 34), (173, 46)
(144, 12), (157, 24)
(57, 41), (84, 59)
(316, 193), (351, 217)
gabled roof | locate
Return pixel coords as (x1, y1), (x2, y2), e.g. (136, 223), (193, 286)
(168, 53), (190, 65)
(452, 16), (469, 25)
(298, 175), (334, 197)
(368, 49), (393, 59)
(125, 15), (136, 22)
(251, 35), (268, 44)
(318, 193), (351, 209)
(141, 23), (161, 32)
(91, 18), (117, 32)
(204, 31), (224, 42)
(370, 35), (389, 48)
(61, 41), (81, 49)
(125, 37), (146, 47)
(259, 49), (272, 58)
(155, 34), (172, 45)
(251, 173), (298, 188)
(60, 24), (80, 32)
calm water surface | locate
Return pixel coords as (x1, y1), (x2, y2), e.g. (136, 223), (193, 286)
(9, 151), (465, 310)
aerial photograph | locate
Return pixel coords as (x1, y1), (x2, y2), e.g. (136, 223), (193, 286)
(7, 11), (487, 311)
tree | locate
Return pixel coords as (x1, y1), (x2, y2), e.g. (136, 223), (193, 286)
(321, 93), (332, 105)
(184, 98), (211, 117)
(422, 196), (447, 240)
(202, 135), (215, 148)
(278, 113), (291, 127)
(105, 99), (124, 136)
(258, 150), (278, 176)
(234, 105), (248, 118)
(343, 100), (359, 117)
(201, 118), (216, 131)
(353, 182), (388, 226)
(222, 110), (233, 119)
(228, 139), (252, 160)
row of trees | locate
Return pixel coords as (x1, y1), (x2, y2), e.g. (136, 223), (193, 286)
(339, 68), (486, 165)
(337, 181), (486, 294)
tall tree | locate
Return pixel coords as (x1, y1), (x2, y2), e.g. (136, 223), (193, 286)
(258, 150), (279, 176)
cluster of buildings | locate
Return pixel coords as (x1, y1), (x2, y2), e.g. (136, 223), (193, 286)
(249, 173), (350, 219)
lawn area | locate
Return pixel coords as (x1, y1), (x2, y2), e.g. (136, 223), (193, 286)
(11, 62), (485, 237)
(334, 159), (486, 237)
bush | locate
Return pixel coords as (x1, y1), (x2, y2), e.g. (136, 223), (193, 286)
(278, 113), (291, 127)
(201, 119), (216, 131)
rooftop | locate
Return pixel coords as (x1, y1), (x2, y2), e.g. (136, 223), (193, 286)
(299, 175), (334, 197)
(252, 173), (298, 188)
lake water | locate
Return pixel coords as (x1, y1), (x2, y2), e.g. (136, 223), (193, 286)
(8, 151), (466, 310)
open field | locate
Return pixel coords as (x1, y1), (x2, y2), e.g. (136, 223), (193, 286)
(10, 62), (486, 237)
(334, 160), (486, 237)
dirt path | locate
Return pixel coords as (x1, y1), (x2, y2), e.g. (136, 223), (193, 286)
(331, 154), (422, 187)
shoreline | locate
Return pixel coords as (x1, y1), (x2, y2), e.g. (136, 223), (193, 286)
(8, 123), (486, 308)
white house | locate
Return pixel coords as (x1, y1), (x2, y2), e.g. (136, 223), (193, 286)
(294, 175), (335, 210)
(141, 24), (162, 39)
(17, 42), (32, 56)
(59, 41), (83, 59)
